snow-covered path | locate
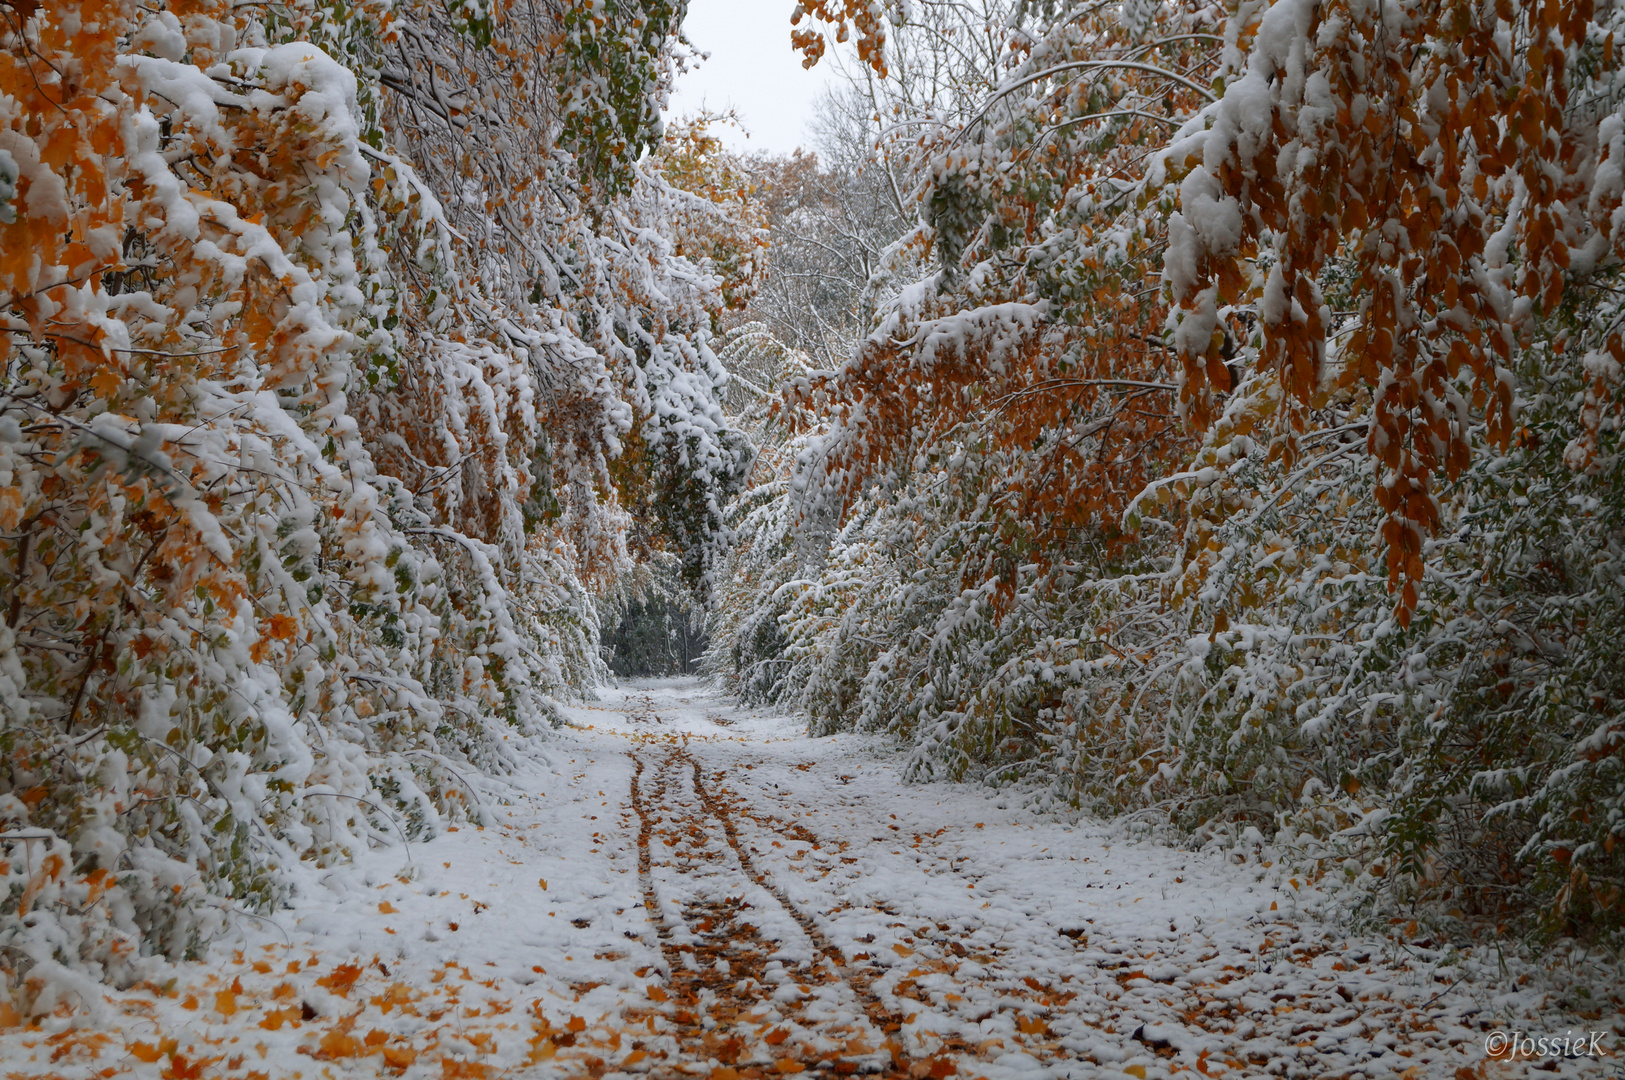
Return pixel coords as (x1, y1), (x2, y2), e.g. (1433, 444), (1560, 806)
(0, 681), (1611, 1078)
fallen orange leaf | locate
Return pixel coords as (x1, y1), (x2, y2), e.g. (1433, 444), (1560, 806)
(162, 1053), (218, 1080)
(372, 983), (415, 1012)
(318, 962), (363, 996)
(317, 1030), (365, 1059)
(383, 1045), (419, 1068)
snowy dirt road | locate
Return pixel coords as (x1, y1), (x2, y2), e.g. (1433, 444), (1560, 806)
(0, 681), (1612, 1079)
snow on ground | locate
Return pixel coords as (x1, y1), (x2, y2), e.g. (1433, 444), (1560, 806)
(0, 680), (1615, 1079)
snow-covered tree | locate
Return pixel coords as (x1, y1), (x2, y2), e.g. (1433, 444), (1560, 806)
(711, 0), (1625, 940)
(0, 0), (750, 994)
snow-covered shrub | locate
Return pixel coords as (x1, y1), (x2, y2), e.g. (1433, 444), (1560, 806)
(0, 0), (747, 995)
(712, 0), (1625, 940)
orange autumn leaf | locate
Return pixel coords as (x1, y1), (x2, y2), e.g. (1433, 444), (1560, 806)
(258, 1007), (301, 1030)
(0, 487), (21, 531)
(371, 983), (414, 1011)
(89, 367), (122, 398)
(162, 1054), (218, 1080)
(383, 1045), (419, 1068)
(316, 1030), (366, 1059)
(317, 962), (363, 996)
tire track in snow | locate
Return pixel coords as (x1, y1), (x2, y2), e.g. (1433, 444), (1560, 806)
(628, 738), (964, 1078)
(697, 757), (1076, 1071)
(686, 754), (965, 1067)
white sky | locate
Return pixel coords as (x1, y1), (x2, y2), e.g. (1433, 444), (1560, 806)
(667, 0), (840, 157)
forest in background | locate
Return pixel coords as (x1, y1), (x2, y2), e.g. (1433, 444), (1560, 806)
(0, 0), (1622, 1005)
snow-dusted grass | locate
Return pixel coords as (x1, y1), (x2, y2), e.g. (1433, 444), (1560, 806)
(0, 681), (1613, 1078)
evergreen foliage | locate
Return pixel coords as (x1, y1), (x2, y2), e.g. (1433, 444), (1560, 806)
(602, 593), (708, 677)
